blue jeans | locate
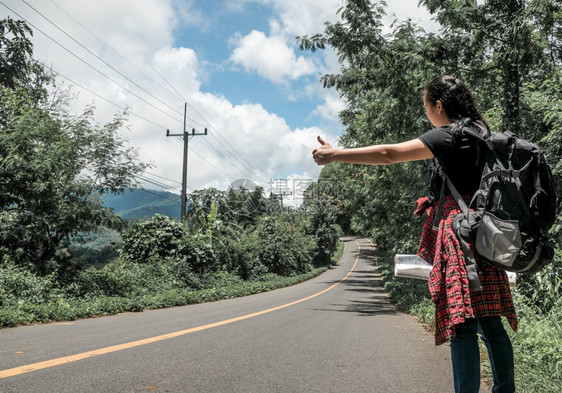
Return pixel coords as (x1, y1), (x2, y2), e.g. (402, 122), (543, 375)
(450, 317), (515, 393)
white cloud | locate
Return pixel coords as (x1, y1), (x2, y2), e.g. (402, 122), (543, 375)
(4, 0), (437, 197)
(229, 30), (316, 84)
(314, 89), (346, 122)
(259, 0), (343, 37)
(226, 0), (346, 126)
(152, 46), (201, 95)
(384, 0), (439, 33)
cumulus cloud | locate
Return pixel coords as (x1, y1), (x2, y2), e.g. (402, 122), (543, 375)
(3, 0), (437, 205)
(152, 46), (201, 95)
(313, 89), (347, 123)
(228, 0), (344, 123)
(229, 30), (316, 84)
(6, 0), (346, 197)
(264, 0), (343, 37)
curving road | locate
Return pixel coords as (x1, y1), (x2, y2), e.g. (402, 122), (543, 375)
(0, 237), (490, 392)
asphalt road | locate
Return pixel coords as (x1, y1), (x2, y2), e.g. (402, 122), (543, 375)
(0, 237), (490, 392)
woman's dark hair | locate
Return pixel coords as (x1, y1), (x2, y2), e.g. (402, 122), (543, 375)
(424, 75), (490, 136)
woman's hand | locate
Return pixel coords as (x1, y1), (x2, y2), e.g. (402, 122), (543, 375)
(312, 136), (336, 165)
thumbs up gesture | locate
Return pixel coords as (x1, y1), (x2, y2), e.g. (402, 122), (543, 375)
(312, 135), (335, 165)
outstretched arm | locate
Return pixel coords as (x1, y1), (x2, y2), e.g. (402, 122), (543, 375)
(312, 136), (433, 166)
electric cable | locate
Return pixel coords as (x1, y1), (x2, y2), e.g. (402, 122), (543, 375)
(138, 188), (180, 203)
(198, 137), (263, 182)
(189, 103), (260, 175)
(143, 171), (182, 186)
(3, 1), (274, 190)
(21, 0), (187, 121)
(0, 1), (186, 127)
(41, 0), (268, 184)
(137, 174), (191, 193)
(55, 69), (168, 130)
(186, 145), (243, 184)
(46, 0), (207, 130)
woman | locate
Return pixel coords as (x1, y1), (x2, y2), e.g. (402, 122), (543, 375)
(312, 75), (517, 393)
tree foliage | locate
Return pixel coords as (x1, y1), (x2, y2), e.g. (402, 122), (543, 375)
(299, 0), (562, 296)
(0, 19), (149, 278)
(0, 17), (50, 105)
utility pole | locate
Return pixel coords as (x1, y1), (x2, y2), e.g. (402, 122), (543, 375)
(270, 178), (292, 207)
(166, 103), (207, 220)
(274, 190), (292, 206)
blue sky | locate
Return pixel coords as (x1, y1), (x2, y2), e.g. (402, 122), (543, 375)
(1, 0), (434, 204)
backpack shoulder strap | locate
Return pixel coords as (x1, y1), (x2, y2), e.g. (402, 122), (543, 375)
(431, 159), (472, 230)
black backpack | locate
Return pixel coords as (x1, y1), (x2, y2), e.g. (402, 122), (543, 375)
(433, 120), (557, 289)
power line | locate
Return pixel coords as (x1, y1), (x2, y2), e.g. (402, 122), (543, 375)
(0, 1), (186, 128)
(55, 69), (168, 130)
(24, 0), (258, 179)
(140, 174), (181, 191)
(190, 104), (258, 170)
(3, 1), (272, 189)
(137, 174), (190, 193)
(150, 64), (188, 105)
(47, 0), (169, 95)
(187, 142), (242, 182)
(205, 131), (268, 183)
(21, 0), (187, 121)
(180, 101), (268, 183)
(47, 0), (207, 130)
(137, 188), (180, 203)
(199, 137), (262, 182)
(33, 0), (268, 184)
(143, 171), (182, 186)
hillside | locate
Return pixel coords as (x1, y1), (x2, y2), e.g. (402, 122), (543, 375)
(102, 189), (182, 220)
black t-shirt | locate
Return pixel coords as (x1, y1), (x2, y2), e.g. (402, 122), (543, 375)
(418, 125), (482, 200)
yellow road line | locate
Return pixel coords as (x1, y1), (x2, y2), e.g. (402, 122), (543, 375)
(0, 240), (363, 379)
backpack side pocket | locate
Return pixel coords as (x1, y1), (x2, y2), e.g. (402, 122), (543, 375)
(475, 211), (521, 267)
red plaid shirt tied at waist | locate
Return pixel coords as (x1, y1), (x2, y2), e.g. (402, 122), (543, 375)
(414, 195), (518, 346)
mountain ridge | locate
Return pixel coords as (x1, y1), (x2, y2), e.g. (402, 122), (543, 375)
(102, 189), (181, 220)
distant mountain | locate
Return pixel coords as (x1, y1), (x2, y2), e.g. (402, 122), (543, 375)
(102, 189), (182, 220)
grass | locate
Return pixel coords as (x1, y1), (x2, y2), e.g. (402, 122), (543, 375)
(507, 294), (562, 391)
(331, 240), (345, 265)
(0, 239), (347, 328)
(0, 268), (328, 328)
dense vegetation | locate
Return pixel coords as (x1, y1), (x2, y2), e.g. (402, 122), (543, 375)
(1, 1), (562, 390)
(0, 18), (342, 326)
(0, 191), (342, 327)
(299, 1), (562, 391)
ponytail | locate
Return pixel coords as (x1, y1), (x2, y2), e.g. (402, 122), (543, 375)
(424, 76), (490, 137)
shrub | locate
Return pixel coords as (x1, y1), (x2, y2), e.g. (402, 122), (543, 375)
(70, 261), (142, 297)
(230, 230), (268, 280)
(305, 200), (343, 267)
(119, 214), (218, 274)
(516, 248), (562, 313)
(252, 216), (315, 276)
(119, 214), (189, 262)
(508, 294), (562, 392)
(0, 261), (60, 306)
(312, 222), (343, 266)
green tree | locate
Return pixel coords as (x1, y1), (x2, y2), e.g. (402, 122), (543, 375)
(119, 214), (218, 275)
(299, 0), (434, 252)
(299, 0), (561, 252)
(185, 188), (226, 230)
(420, 0), (562, 137)
(0, 17), (50, 105)
(0, 19), (149, 278)
(222, 186), (272, 227)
